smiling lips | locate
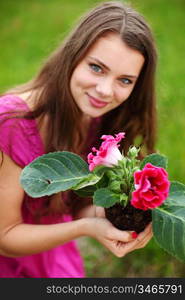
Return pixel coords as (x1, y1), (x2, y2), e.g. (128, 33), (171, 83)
(87, 93), (109, 108)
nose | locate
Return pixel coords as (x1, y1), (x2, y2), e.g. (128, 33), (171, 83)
(95, 77), (114, 98)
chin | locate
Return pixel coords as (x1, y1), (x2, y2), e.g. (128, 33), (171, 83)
(84, 109), (106, 118)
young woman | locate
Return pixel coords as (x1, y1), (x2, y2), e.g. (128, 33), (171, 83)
(0, 1), (157, 277)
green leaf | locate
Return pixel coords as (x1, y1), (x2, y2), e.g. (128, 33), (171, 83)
(152, 182), (185, 262)
(20, 151), (90, 197)
(164, 181), (185, 206)
(74, 168), (110, 197)
(93, 165), (111, 176)
(108, 181), (121, 193)
(74, 185), (97, 197)
(72, 172), (104, 190)
(140, 153), (168, 169)
(93, 188), (120, 208)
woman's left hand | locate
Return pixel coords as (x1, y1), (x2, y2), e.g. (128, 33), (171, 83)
(95, 205), (153, 254)
(114, 223), (153, 255)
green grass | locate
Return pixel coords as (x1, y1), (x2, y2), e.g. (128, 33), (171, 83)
(1, 0), (185, 277)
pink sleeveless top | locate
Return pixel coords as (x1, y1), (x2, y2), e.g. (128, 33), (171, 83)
(0, 94), (85, 278)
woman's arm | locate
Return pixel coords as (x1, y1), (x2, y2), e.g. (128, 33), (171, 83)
(0, 153), (89, 257)
(74, 203), (153, 257)
(0, 153), (152, 258)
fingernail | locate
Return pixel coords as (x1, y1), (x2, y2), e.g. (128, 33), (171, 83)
(131, 232), (138, 239)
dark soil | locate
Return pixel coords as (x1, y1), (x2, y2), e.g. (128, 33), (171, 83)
(105, 202), (152, 233)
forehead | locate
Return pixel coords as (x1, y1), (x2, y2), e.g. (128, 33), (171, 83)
(85, 33), (145, 76)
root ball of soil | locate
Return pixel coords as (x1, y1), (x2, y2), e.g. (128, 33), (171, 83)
(105, 202), (152, 233)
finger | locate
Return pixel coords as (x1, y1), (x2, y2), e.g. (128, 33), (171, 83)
(109, 240), (128, 257)
(143, 222), (153, 234)
(106, 223), (153, 256)
(107, 234), (137, 256)
(110, 229), (152, 257)
(135, 232), (153, 248)
(109, 228), (136, 242)
(104, 239), (125, 257)
(133, 223), (153, 242)
(118, 227), (153, 255)
(95, 206), (106, 218)
(133, 229), (153, 249)
(111, 239), (137, 257)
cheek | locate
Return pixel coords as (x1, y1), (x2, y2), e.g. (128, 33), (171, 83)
(116, 85), (135, 104)
(71, 67), (96, 90)
(70, 72), (85, 98)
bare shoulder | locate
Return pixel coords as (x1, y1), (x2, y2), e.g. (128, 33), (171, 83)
(15, 91), (33, 108)
(14, 91), (30, 101)
(0, 152), (23, 190)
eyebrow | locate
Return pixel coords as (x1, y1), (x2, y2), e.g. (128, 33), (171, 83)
(87, 56), (138, 79)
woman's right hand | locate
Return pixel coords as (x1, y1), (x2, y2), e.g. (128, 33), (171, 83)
(85, 216), (153, 258)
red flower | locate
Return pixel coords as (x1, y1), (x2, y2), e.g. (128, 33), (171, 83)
(131, 163), (170, 210)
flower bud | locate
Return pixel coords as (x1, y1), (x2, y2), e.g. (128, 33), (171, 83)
(109, 181), (121, 193)
(128, 146), (139, 159)
(106, 170), (117, 179)
(120, 193), (128, 206)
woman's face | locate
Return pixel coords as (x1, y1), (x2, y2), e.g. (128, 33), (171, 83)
(70, 32), (145, 118)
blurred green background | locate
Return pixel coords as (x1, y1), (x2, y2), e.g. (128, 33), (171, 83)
(0, 0), (185, 277)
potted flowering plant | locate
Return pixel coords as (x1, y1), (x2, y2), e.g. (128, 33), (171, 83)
(20, 132), (185, 263)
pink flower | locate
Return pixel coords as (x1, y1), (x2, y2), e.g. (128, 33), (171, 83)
(131, 163), (170, 210)
(87, 132), (125, 171)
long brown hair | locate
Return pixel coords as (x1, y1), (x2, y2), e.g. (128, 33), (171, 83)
(2, 1), (158, 217)
(7, 0), (157, 154)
